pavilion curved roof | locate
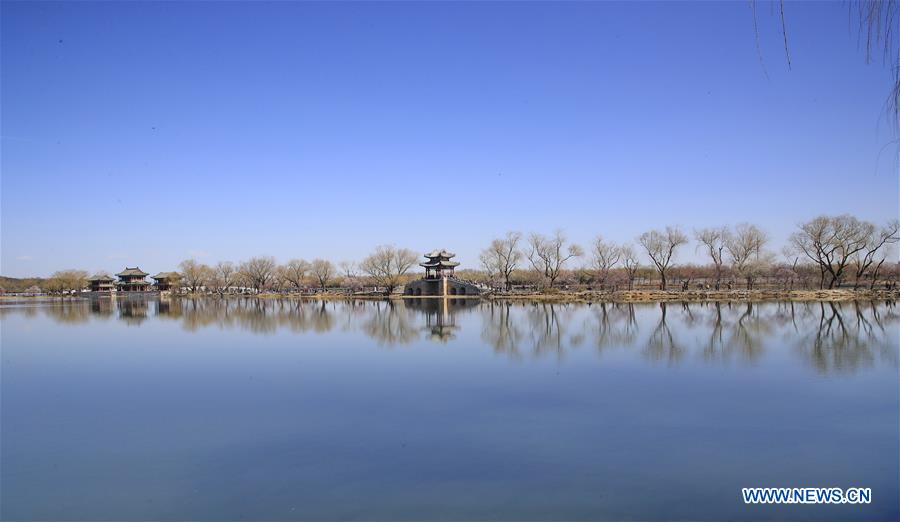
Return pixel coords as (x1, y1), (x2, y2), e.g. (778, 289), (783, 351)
(87, 274), (115, 282)
(424, 249), (455, 259)
(152, 271), (180, 280)
(116, 267), (149, 277)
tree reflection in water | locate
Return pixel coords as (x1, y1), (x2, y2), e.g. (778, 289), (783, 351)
(481, 301), (524, 359)
(523, 302), (582, 360)
(3, 297), (896, 374)
(792, 301), (899, 374)
(644, 303), (684, 364)
(587, 302), (637, 357)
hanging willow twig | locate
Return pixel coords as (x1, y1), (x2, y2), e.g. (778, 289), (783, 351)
(757, 0), (899, 132)
(749, 0), (770, 80)
(779, 0), (792, 70)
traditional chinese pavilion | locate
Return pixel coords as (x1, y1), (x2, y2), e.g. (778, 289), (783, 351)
(420, 249), (460, 279)
(116, 267), (150, 292)
(403, 249), (484, 297)
(87, 274), (116, 293)
(152, 271), (180, 292)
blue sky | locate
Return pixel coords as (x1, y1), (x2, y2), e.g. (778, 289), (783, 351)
(1, 1), (897, 277)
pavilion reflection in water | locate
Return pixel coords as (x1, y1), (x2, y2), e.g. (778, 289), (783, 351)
(405, 298), (480, 342)
(2, 297), (897, 373)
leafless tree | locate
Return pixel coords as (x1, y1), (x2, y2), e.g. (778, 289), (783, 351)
(238, 256), (277, 293)
(360, 245), (418, 294)
(46, 269), (88, 294)
(695, 227), (728, 289)
(591, 236), (621, 291)
(280, 259), (310, 292)
(526, 230), (583, 289)
(179, 259), (213, 293)
(789, 215), (876, 289)
(852, 219), (900, 289)
(339, 261), (361, 291)
(638, 226), (688, 290)
(621, 245), (641, 290)
(311, 259), (335, 291)
(480, 231), (523, 291)
(725, 223), (769, 290)
(210, 261), (236, 295)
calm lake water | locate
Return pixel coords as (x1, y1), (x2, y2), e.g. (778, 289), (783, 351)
(1, 297), (898, 521)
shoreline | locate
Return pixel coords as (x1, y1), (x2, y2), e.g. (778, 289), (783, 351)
(2, 288), (897, 303)
(481, 288), (900, 303)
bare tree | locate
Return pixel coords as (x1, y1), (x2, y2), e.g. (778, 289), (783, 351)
(591, 236), (621, 291)
(695, 227), (728, 289)
(360, 245), (418, 294)
(789, 215), (875, 289)
(239, 256), (277, 293)
(621, 245), (641, 290)
(279, 259), (310, 292)
(480, 231), (523, 291)
(725, 223), (769, 290)
(852, 219), (900, 288)
(179, 259), (213, 293)
(527, 231), (583, 289)
(210, 261), (236, 295)
(339, 261), (361, 291)
(638, 226), (688, 290)
(46, 269), (88, 294)
(311, 259), (335, 291)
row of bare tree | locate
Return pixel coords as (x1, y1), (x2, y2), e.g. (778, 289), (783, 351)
(36, 214), (899, 295)
(174, 247), (419, 294)
(479, 215), (899, 291)
(37, 245), (418, 295)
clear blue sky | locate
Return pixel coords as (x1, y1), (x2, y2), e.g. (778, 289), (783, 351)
(1, 1), (897, 277)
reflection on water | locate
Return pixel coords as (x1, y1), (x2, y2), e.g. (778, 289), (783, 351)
(2, 297), (898, 521)
(2, 297), (897, 374)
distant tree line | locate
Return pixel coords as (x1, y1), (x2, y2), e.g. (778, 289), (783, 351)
(16, 214), (899, 296)
(477, 215), (899, 292)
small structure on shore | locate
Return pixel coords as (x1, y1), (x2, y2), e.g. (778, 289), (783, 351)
(403, 249), (485, 297)
(116, 267), (150, 292)
(152, 272), (180, 292)
(87, 274), (116, 293)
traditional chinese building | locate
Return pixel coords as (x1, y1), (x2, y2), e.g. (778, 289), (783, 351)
(421, 249), (459, 279)
(87, 274), (116, 293)
(403, 249), (485, 297)
(116, 267), (150, 292)
(152, 272), (180, 292)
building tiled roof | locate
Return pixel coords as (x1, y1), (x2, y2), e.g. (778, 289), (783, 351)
(152, 271), (180, 280)
(424, 249), (455, 259)
(116, 267), (149, 277)
(87, 274), (116, 282)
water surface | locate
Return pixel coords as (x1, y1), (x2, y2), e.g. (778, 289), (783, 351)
(2, 297), (898, 521)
